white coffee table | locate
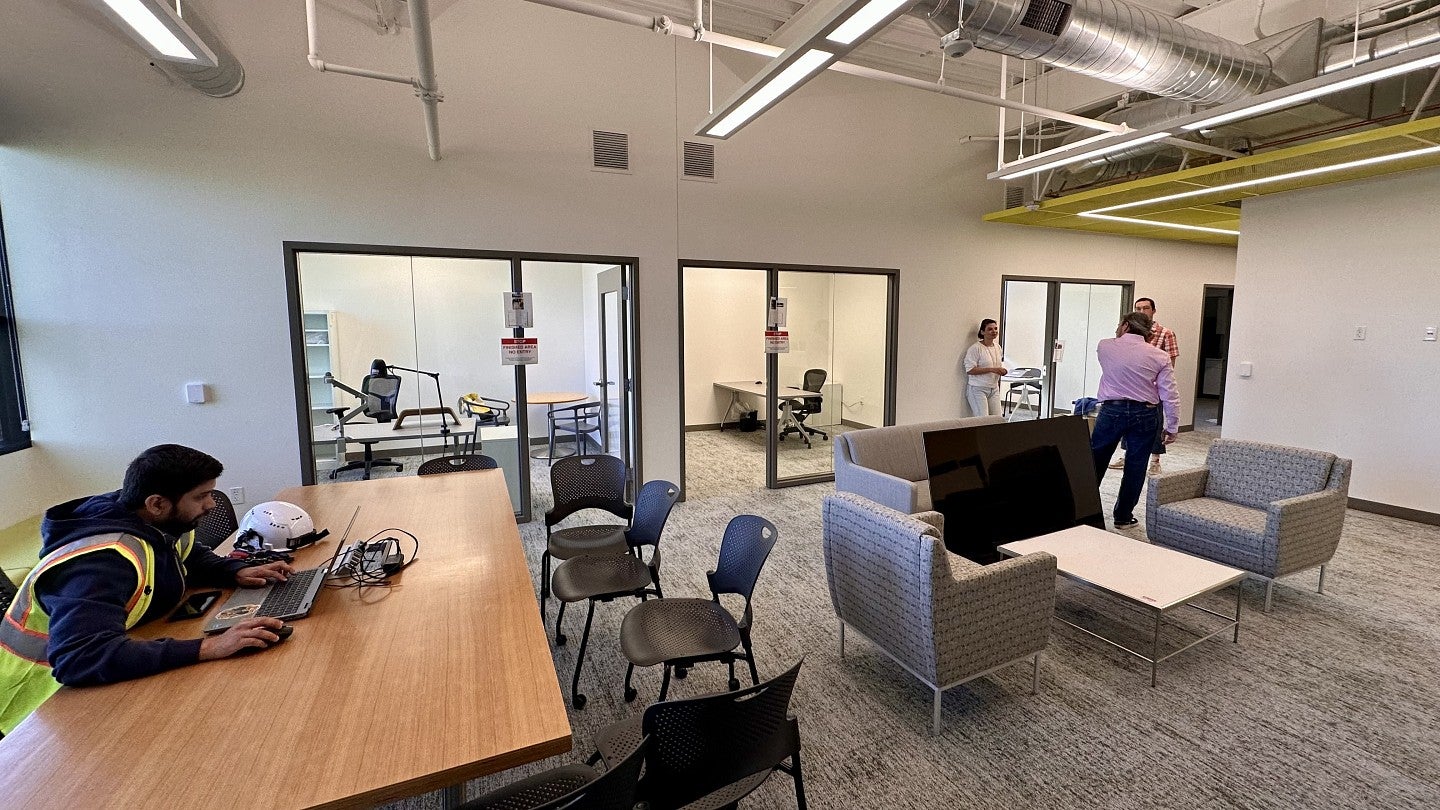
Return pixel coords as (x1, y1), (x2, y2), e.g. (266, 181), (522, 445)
(999, 524), (1245, 686)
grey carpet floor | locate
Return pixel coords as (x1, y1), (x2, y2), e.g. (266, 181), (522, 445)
(385, 430), (1440, 810)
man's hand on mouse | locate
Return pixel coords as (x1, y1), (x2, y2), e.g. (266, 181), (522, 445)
(199, 617), (285, 660)
(234, 561), (295, 587)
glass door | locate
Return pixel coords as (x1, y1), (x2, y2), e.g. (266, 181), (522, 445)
(595, 266), (633, 477)
(1001, 277), (1131, 419)
(1000, 279), (1051, 419)
(1052, 283), (1125, 416)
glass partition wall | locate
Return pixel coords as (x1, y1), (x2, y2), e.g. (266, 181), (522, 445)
(1000, 277), (1133, 419)
(681, 262), (897, 495)
(287, 245), (639, 522)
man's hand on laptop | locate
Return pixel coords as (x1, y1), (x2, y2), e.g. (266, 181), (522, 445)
(235, 561), (295, 587)
(199, 618), (285, 660)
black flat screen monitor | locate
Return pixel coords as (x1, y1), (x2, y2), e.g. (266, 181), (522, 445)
(923, 416), (1104, 564)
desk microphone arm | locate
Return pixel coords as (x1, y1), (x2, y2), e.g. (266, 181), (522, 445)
(383, 364), (450, 436)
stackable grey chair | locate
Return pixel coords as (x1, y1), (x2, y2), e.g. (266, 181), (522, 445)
(194, 489), (239, 549)
(541, 455), (632, 620)
(619, 514), (777, 703)
(456, 735), (648, 810)
(591, 660), (807, 810)
(551, 479), (681, 709)
(1147, 438), (1352, 611)
(822, 493), (1056, 734)
(548, 401), (605, 464)
(415, 454), (499, 476)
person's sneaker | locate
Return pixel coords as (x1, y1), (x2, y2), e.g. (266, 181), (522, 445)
(1114, 517), (1139, 527)
(1108, 456), (1126, 470)
(1149, 459), (1162, 475)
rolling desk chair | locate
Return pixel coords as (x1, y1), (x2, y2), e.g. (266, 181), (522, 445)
(1003, 368), (1043, 421)
(329, 364), (404, 479)
(779, 368), (828, 447)
(194, 490), (239, 549)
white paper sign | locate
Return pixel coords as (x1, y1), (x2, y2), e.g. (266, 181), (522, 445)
(765, 330), (789, 354)
(768, 297), (788, 329)
(505, 292), (534, 328)
(501, 337), (539, 365)
(1052, 339), (1066, 363)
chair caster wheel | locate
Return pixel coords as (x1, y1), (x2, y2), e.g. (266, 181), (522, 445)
(624, 687), (638, 703)
(675, 667), (688, 680)
(555, 633), (567, 646)
(572, 693), (587, 710)
(728, 678), (741, 691)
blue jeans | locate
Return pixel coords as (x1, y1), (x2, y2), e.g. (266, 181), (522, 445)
(1091, 400), (1160, 522)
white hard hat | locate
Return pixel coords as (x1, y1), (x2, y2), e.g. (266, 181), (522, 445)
(237, 501), (328, 551)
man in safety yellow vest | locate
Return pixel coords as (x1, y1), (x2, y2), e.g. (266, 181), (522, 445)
(0, 444), (295, 735)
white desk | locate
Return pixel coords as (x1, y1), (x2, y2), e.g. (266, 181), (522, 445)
(712, 380), (823, 445)
(314, 417), (522, 505)
(1001, 373), (1044, 421)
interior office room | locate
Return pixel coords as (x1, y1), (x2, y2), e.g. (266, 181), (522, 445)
(1, 0), (1439, 808)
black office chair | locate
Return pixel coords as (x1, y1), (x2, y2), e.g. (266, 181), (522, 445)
(619, 514), (777, 704)
(416, 454), (499, 476)
(541, 455), (632, 621)
(551, 479), (681, 709)
(548, 401), (605, 465)
(591, 660), (808, 810)
(457, 735), (649, 810)
(329, 365), (405, 479)
(779, 368), (827, 446)
(194, 489), (239, 549)
(1002, 367), (1043, 419)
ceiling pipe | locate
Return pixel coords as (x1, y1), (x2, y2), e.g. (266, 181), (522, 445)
(304, 0), (444, 160)
(523, 0), (1125, 134)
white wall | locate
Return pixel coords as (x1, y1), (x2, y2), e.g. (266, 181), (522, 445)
(1225, 167), (1440, 513)
(0, 0), (1234, 514)
(682, 268), (767, 426)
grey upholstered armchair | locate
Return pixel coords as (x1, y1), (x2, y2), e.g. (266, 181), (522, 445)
(821, 493), (1056, 735)
(1146, 439), (1351, 612)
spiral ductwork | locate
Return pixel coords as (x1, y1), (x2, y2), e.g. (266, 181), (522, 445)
(956, 0), (1274, 105)
(149, 5), (244, 98)
(1322, 17), (1440, 73)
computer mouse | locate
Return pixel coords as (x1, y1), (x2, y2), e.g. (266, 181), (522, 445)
(232, 624), (293, 657)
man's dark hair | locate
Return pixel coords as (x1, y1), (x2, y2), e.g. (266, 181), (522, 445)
(1135, 297), (1156, 311)
(1122, 311), (1154, 337)
(119, 445), (223, 509)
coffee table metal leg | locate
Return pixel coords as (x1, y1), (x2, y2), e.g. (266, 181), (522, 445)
(1234, 585), (1243, 643)
(1151, 612), (1162, 687)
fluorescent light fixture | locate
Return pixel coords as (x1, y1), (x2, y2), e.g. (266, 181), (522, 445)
(95, 0), (217, 67)
(996, 132), (1173, 180)
(1090, 142), (1440, 214)
(1078, 212), (1240, 236)
(827, 0), (914, 45)
(1182, 51), (1440, 132)
(704, 49), (835, 138)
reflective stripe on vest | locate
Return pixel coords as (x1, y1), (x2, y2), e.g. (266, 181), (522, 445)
(0, 533), (157, 664)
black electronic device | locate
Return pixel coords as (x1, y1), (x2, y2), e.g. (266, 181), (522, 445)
(923, 416), (1105, 564)
(231, 623), (293, 657)
(168, 589), (222, 622)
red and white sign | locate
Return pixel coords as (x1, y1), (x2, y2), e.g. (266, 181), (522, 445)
(764, 330), (789, 354)
(501, 337), (539, 365)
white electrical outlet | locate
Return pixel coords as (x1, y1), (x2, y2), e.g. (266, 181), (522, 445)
(228, 486), (245, 505)
(1353, 326), (1367, 341)
(1425, 326), (1437, 342)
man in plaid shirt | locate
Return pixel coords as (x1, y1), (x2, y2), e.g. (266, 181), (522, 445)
(1109, 297), (1179, 474)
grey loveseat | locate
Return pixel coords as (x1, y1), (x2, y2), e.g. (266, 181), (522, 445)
(822, 493), (1056, 734)
(833, 416), (1003, 513)
(1146, 438), (1352, 611)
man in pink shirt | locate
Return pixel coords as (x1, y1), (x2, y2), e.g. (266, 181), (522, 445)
(1091, 311), (1181, 527)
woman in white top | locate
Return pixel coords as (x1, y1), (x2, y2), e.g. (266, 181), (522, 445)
(963, 319), (1007, 417)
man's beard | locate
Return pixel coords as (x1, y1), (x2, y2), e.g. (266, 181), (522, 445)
(156, 515), (202, 537)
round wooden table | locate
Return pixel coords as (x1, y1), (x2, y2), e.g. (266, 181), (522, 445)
(527, 391), (589, 459)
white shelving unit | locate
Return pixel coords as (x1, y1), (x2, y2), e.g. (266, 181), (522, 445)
(304, 311), (342, 471)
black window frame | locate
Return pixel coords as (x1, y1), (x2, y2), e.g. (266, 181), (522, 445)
(0, 206), (31, 455)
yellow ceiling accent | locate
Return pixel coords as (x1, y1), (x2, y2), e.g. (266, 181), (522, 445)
(982, 116), (1440, 246)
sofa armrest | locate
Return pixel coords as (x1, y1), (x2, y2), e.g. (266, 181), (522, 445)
(1267, 489), (1347, 576)
(932, 551), (1057, 685)
(1146, 467), (1208, 528)
(835, 462), (922, 514)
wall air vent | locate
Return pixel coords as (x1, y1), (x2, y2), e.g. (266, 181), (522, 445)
(682, 141), (716, 181)
(1019, 0), (1072, 36)
(592, 130), (630, 173)
(1004, 184), (1035, 209)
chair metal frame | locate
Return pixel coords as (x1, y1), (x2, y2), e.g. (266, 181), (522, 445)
(547, 401), (606, 465)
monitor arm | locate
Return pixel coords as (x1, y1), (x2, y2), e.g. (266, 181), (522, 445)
(323, 373), (375, 427)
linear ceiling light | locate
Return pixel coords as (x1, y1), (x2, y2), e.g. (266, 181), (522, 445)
(1077, 213), (1240, 236)
(1182, 51), (1440, 132)
(698, 0), (919, 139)
(95, 0), (217, 67)
(1090, 142), (1440, 214)
(995, 132), (1173, 180)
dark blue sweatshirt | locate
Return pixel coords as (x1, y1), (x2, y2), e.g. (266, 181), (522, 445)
(36, 492), (250, 686)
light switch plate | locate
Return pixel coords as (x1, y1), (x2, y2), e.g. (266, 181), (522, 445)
(184, 382), (207, 404)
(1238, 361), (1253, 378)
(1425, 327), (1437, 342)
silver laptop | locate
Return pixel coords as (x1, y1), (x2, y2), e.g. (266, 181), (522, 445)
(203, 507), (359, 634)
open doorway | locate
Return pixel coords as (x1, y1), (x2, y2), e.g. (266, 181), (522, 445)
(1193, 285), (1234, 435)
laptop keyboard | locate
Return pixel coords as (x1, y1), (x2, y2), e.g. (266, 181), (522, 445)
(256, 568), (322, 618)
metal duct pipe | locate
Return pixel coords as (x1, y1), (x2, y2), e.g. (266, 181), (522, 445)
(954, 0), (1274, 105)
(151, 4), (244, 97)
(1057, 99), (1191, 170)
(1322, 17), (1440, 73)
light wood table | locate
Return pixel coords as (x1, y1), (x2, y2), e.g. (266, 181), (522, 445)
(0, 472), (571, 809)
(999, 524), (1245, 687)
(526, 391), (588, 460)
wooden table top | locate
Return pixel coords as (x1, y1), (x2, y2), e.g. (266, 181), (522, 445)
(0, 472), (571, 809)
(526, 391), (587, 406)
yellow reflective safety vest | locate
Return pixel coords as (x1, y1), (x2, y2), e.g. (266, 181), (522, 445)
(0, 530), (194, 734)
